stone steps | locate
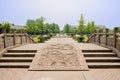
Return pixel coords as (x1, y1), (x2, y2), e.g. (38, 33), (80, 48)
(0, 57), (33, 62)
(88, 63), (120, 68)
(0, 62), (31, 68)
(82, 49), (112, 52)
(85, 57), (120, 62)
(3, 53), (35, 57)
(83, 49), (120, 68)
(7, 50), (37, 53)
(83, 52), (116, 57)
(0, 49), (36, 68)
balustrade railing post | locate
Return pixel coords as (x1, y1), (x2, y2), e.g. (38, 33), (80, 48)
(12, 29), (16, 46)
(114, 27), (118, 48)
(2, 27), (6, 48)
(20, 29), (23, 44)
(94, 30), (96, 43)
(25, 30), (28, 43)
(105, 28), (109, 46)
(98, 30), (101, 44)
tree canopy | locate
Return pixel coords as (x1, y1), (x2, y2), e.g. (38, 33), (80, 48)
(63, 14), (96, 35)
(25, 17), (60, 35)
(77, 14), (85, 34)
(77, 14), (96, 34)
(63, 24), (71, 33)
(0, 22), (11, 33)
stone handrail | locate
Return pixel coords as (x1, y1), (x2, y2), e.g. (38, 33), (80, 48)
(0, 34), (4, 37)
(87, 27), (120, 57)
(87, 34), (94, 43)
(116, 33), (120, 37)
(0, 28), (34, 52)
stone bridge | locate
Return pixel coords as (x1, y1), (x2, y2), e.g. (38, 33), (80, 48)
(0, 27), (120, 80)
(0, 38), (120, 80)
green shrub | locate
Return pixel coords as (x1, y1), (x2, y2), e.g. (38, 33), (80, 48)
(38, 35), (45, 43)
(72, 35), (76, 40)
(70, 33), (75, 37)
(76, 36), (85, 42)
(44, 36), (48, 40)
(44, 34), (52, 40)
(33, 37), (40, 43)
(49, 33), (54, 37)
(47, 35), (51, 39)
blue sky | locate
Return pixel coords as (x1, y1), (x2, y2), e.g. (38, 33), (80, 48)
(0, 0), (120, 29)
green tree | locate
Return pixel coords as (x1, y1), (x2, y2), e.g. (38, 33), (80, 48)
(54, 24), (60, 33)
(70, 27), (77, 34)
(26, 19), (36, 34)
(44, 23), (51, 34)
(0, 22), (11, 33)
(86, 22), (91, 34)
(51, 23), (56, 33)
(90, 21), (96, 33)
(83, 21), (96, 34)
(35, 17), (45, 34)
(26, 17), (60, 35)
(63, 24), (71, 33)
(77, 14), (85, 34)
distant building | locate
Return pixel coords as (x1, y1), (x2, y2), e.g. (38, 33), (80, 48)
(95, 25), (106, 32)
(95, 25), (106, 29)
(11, 24), (24, 29)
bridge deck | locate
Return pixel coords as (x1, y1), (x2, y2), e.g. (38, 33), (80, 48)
(0, 68), (120, 80)
(0, 38), (120, 80)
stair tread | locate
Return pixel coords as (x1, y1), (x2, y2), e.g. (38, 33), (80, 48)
(82, 49), (112, 52)
(7, 50), (37, 53)
(0, 62), (31, 65)
(88, 63), (120, 65)
(0, 57), (33, 60)
(8, 49), (37, 51)
(83, 52), (115, 54)
(85, 57), (120, 60)
(4, 53), (35, 55)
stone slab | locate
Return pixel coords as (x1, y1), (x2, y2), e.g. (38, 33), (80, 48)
(22, 71), (94, 80)
(29, 43), (88, 71)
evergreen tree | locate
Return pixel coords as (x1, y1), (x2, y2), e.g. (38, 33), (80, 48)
(63, 24), (71, 33)
(77, 14), (85, 34)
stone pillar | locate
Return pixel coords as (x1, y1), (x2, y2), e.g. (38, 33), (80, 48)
(2, 27), (7, 48)
(25, 30), (28, 43)
(94, 30), (96, 43)
(12, 29), (16, 46)
(98, 29), (102, 44)
(20, 29), (23, 44)
(114, 27), (118, 48)
(105, 28), (109, 46)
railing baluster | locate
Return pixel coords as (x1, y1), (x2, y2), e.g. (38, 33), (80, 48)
(105, 28), (109, 46)
(2, 28), (6, 48)
(114, 27), (118, 48)
(12, 29), (16, 46)
(98, 30), (101, 44)
(25, 30), (28, 43)
(20, 29), (23, 44)
(94, 30), (96, 43)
